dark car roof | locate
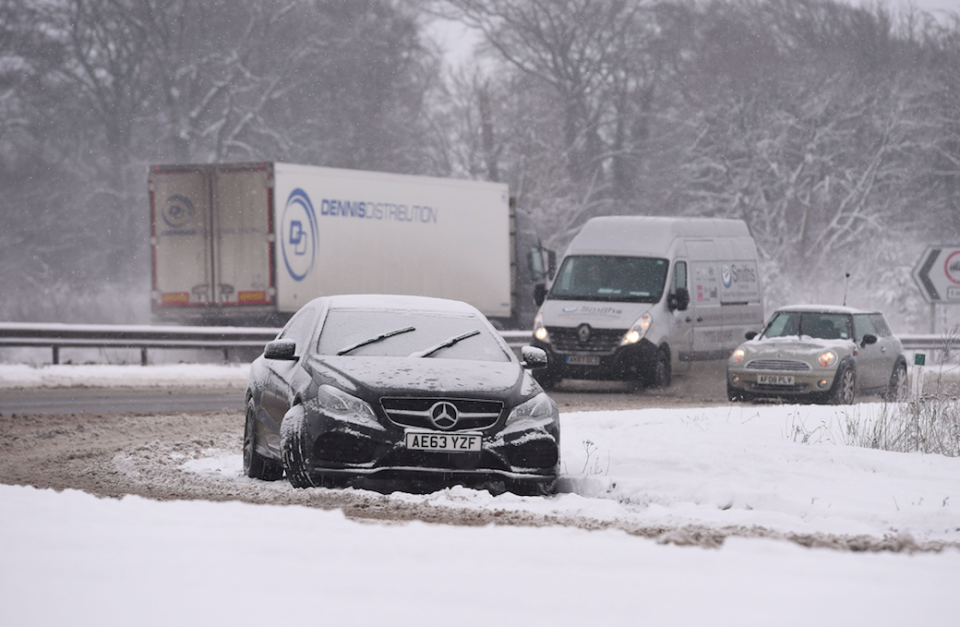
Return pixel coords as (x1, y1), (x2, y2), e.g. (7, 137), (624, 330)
(319, 294), (483, 316)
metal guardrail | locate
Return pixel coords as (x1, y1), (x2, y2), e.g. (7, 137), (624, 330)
(0, 322), (534, 365)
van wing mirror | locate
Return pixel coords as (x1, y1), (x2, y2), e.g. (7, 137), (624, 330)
(669, 287), (690, 312)
(546, 249), (557, 279)
(264, 339), (298, 360)
(534, 283), (547, 306)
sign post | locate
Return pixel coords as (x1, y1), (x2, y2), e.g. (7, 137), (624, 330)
(911, 246), (960, 333)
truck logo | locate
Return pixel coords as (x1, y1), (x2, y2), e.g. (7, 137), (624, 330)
(162, 194), (195, 228)
(281, 188), (318, 282)
(721, 264), (732, 288)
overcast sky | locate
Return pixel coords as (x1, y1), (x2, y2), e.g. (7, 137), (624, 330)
(428, 0), (960, 70)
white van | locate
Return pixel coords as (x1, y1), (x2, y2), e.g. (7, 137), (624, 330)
(531, 216), (763, 389)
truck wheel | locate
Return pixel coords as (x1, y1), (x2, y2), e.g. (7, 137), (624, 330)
(884, 363), (907, 402)
(280, 405), (314, 489)
(829, 365), (856, 405)
(243, 401), (283, 481)
(652, 348), (671, 390)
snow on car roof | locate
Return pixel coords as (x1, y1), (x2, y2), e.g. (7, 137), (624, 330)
(774, 304), (879, 315)
(320, 294), (481, 315)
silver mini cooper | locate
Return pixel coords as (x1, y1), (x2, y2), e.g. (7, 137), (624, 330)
(726, 305), (906, 404)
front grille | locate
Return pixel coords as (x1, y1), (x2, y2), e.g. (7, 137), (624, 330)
(380, 397), (503, 431)
(745, 359), (812, 372)
(750, 383), (809, 393)
(547, 327), (625, 353)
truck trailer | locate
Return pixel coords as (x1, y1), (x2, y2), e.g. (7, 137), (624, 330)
(149, 162), (547, 328)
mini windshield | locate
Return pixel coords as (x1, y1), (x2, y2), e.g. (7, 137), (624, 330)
(762, 311), (853, 341)
(549, 255), (668, 303)
(317, 309), (510, 362)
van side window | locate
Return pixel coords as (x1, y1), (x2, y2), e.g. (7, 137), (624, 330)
(672, 261), (687, 292)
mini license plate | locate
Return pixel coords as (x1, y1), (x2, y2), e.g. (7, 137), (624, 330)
(757, 374), (795, 385)
(405, 432), (481, 452)
(565, 354), (601, 366)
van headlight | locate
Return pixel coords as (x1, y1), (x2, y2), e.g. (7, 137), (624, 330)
(621, 313), (652, 345)
(533, 312), (549, 342)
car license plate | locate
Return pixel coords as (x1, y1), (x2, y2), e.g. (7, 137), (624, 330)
(405, 432), (481, 452)
(757, 374), (795, 385)
(565, 355), (600, 366)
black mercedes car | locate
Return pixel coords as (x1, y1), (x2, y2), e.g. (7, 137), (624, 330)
(243, 294), (560, 495)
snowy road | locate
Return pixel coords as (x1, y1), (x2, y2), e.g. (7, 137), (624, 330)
(2, 364), (959, 626)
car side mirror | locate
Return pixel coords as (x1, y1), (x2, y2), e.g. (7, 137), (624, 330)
(520, 345), (548, 370)
(264, 339), (298, 361)
(860, 333), (878, 347)
(745, 331), (758, 340)
(668, 287), (690, 312)
(534, 283), (547, 306)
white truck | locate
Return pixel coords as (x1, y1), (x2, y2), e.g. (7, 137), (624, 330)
(149, 162), (548, 329)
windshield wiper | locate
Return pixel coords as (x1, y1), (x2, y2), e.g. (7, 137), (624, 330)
(409, 329), (480, 358)
(337, 326), (416, 356)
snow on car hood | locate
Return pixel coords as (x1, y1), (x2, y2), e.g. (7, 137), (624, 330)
(306, 355), (523, 397)
(742, 336), (857, 357)
(538, 299), (651, 329)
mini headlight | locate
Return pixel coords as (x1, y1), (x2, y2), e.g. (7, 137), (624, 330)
(621, 313), (652, 345)
(731, 348), (746, 364)
(817, 351), (837, 368)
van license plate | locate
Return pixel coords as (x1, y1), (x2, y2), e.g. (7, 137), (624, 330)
(565, 355), (600, 366)
(757, 374), (794, 385)
(405, 432), (481, 452)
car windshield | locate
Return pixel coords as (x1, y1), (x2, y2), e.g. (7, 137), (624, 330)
(549, 255), (668, 303)
(317, 309), (510, 362)
(762, 311), (853, 341)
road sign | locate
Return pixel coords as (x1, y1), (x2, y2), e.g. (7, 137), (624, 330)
(912, 246), (960, 304)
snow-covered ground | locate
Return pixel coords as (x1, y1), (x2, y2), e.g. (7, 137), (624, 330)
(2, 364), (960, 626)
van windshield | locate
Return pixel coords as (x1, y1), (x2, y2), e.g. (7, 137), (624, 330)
(548, 255), (668, 303)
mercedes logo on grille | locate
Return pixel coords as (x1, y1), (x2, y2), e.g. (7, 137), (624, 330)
(577, 323), (592, 343)
(430, 401), (459, 429)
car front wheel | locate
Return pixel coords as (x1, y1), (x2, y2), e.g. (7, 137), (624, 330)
(829, 365), (856, 405)
(280, 404), (314, 489)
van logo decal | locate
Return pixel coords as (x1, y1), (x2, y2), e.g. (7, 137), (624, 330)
(721, 264), (732, 288)
(563, 307), (579, 313)
(162, 194), (195, 229)
(281, 188), (319, 282)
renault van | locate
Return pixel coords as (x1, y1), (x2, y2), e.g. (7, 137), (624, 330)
(531, 216), (763, 389)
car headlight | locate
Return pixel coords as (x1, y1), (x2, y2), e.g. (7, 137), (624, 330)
(731, 348), (746, 364)
(316, 384), (378, 424)
(533, 312), (549, 342)
(621, 313), (652, 345)
(505, 392), (556, 429)
(817, 351), (838, 368)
